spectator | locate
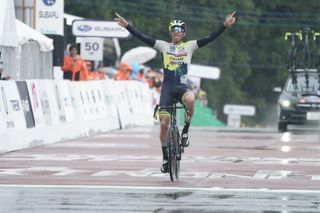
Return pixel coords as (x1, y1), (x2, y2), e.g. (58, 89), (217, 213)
(86, 61), (108, 80)
(62, 44), (88, 81)
(86, 61), (98, 80)
(114, 63), (133, 80)
(131, 63), (146, 81)
(96, 64), (107, 80)
(79, 60), (89, 81)
(198, 89), (208, 106)
(146, 68), (163, 92)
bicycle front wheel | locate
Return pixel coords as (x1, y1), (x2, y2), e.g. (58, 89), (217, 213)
(167, 126), (178, 182)
(173, 126), (181, 180)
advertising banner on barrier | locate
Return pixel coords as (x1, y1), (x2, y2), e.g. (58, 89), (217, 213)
(68, 81), (108, 121)
(99, 84), (108, 116)
(125, 81), (153, 126)
(139, 82), (153, 114)
(84, 82), (98, 120)
(125, 81), (140, 115)
(37, 80), (60, 126)
(71, 82), (92, 121)
(55, 80), (74, 122)
(0, 81), (26, 130)
(101, 80), (118, 117)
(67, 82), (87, 121)
(113, 81), (132, 128)
(0, 85), (5, 133)
(26, 80), (45, 127)
(91, 81), (107, 118)
(16, 81), (35, 128)
(100, 80), (120, 130)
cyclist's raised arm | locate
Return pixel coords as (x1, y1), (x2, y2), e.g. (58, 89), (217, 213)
(114, 13), (156, 47)
(197, 11), (236, 48)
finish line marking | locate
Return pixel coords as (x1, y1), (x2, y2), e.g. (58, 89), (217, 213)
(0, 184), (319, 194)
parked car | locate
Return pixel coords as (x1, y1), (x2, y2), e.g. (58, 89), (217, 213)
(277, 72), (320, 132)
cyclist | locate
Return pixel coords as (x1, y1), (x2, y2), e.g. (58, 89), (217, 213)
(115, 12), (236, 173)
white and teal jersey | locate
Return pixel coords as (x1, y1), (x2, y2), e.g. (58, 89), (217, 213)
(154, 40), (199, 85)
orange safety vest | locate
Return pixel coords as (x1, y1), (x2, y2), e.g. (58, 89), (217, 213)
(62, 55), (88, 81)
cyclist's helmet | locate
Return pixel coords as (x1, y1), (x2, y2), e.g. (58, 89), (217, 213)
(168, 20), (186, 32)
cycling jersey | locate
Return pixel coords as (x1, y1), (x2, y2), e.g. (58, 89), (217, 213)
(154, 40), (198, 85)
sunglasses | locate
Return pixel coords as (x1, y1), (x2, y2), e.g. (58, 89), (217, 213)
(171, 26), (185, 33)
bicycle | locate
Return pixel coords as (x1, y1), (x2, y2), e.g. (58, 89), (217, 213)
(153, 100), (189, 182)
(284, 29), (320, 89)
(285, 31), (302, 73)
(284, 31), (302, 87)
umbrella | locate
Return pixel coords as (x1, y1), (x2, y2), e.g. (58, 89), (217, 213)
(120, 46), (157, 65)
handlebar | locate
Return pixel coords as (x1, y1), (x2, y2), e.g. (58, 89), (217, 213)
(284, 32), (302, 41)
(153, 104), (190, 120)
(285, 31), (320, 41)
(314, 32), (320, 41)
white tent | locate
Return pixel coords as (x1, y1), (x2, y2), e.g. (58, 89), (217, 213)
(0, 0), (18, 47)
(0, 0), (18, 79)
(15, 20), (53, 79)
(0, 0), (54, 79)
(16, 19), (53, 52)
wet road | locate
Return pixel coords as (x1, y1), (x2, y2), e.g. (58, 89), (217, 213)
(0, 126), (320, 212)
(1, 185), (320, 212)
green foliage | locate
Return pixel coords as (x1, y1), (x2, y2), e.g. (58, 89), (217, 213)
(65, 0), (320, 126)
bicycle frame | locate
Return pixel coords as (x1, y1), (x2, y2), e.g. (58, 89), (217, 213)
(285, 32), (301, 72)
(153, 101), (189, 182)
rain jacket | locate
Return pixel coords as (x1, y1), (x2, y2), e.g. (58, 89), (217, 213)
(62, 55), (88, 81)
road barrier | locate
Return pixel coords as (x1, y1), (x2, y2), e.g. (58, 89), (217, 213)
(0, 79), (154, 153)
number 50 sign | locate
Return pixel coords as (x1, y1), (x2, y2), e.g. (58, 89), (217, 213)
(80, 37), (104, 61)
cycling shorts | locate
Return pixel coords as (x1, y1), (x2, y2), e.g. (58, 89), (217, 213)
(159, 84), (189, 115)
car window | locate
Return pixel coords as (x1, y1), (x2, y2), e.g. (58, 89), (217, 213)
(285, 74), (320, 92)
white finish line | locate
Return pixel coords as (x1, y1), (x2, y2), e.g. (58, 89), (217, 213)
(0, 167), (318, 181)
(3, 154), (320, 164)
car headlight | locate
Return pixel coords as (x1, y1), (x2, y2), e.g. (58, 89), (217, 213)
(280, 99), (290, 108)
